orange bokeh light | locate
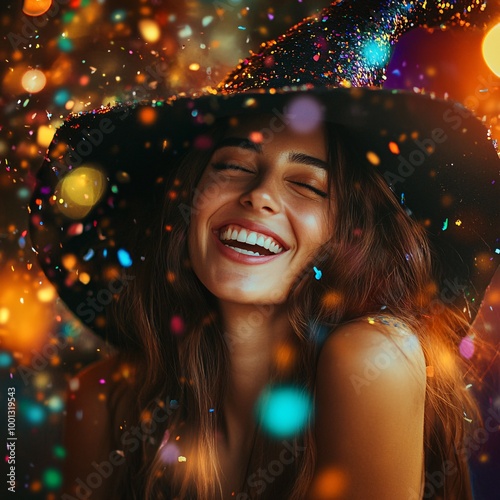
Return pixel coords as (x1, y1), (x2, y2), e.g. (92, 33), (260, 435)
(0, 266), (56, 360)
(23, 0), (52, 16)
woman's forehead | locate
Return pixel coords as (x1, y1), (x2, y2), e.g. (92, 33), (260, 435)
(223, 113), (281, 135)
(220, 113), (328, 151)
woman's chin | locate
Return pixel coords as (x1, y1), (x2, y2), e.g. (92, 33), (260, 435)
(208, 286), (289, 307)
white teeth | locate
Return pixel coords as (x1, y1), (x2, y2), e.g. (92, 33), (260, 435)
(225, 245), (261, 256)
(236, 229), (247, 243)
(219, 225), (284, 254)
(246, 232), (258, 245)
(269, 242), (279, 253)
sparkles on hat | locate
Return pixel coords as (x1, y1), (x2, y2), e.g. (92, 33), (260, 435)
(29, 0), (500, 346)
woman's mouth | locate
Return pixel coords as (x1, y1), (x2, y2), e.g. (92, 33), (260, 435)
(218, 224), (284, 257)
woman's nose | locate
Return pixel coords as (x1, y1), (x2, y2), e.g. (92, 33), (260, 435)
(239, 175), (281, 214)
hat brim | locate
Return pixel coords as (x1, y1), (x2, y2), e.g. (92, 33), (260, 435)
(29, 87), (500, 345)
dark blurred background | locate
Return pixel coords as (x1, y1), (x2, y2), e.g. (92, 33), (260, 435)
(0, 0), (499, 498)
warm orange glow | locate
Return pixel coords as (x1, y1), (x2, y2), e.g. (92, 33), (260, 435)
(36, 286), (56, 303)
(138, 19), (161, 43)
(62, 254), (77, 271)
(310, 467), (348, 499)
(274, 342), (297, 371)
(388, 141), (400, 155)
(0, 267), (56, 359)
(138, 107), (157, 125)
(475, 251), (497, 272)
(21, 69), (47, 93)
(482, 23), (500, 76)
(249, 131), (264, 143)
(322, 290), (343, 310)
(37, 125), (54, 148)
(78, 272), (91, 285)
(366, 150), (381, 166)
(23, 0), (52, 16)
(0, 307), (10, 324)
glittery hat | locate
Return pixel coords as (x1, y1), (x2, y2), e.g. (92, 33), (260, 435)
(29, 0), (500, 345)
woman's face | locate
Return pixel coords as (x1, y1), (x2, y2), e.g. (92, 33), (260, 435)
(188, 115), (332, 305)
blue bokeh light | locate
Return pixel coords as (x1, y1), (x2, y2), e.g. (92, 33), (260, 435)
(255, 386), (313, 438)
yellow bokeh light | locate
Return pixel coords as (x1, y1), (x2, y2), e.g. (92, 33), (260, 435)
(79, 272), (91, 285)
(23, 0), (52, 16)
(62, 254), (77, 271)
(37, 286), (56, 303)
(55, 165), (107, 219)
(483, 23), (500, 77)
(33, 372), (51, 389)
(138, 19), (161, 43)
(0, 307), (10, 324)
(37, 125), (54, 148)
(366, 150), (381, 166)
(21, 69), (47, 93)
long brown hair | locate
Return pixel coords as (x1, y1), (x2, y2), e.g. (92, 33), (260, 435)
(108, 115), (480, 499)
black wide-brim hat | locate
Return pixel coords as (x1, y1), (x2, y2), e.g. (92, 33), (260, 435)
(29, 0), (500, 346)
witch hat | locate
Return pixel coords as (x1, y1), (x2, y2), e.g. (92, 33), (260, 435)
(29, 0), (500, 346)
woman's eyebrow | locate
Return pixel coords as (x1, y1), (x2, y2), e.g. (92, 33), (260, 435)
(212, 138), (329, 170)
(213, 137), (263, 153)
(288, 152), (329, 171)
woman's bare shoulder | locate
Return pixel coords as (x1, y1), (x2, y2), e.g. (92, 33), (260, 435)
(309, 315), (427, 498)
(318, 315), (426, 380)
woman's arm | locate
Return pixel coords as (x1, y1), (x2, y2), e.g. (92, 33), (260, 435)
(61, 354), (126, 499)
(308, 318), (427, 499)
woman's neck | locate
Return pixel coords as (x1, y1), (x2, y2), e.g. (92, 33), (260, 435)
(217, 300), (294, 449)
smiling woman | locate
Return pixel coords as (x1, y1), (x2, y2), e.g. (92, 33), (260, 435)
(189, 116), (331, 307)
(29, 1), (500, 499)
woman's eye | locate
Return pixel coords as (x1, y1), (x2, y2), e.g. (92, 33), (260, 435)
(211, 162), (253, 173)
(210, 163), (327, 197)
(291, 181), (328, 198)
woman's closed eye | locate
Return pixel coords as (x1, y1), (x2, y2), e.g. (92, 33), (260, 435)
(211, 162), (254, 174)
(212, 162), (328, 198)
(290, 181), (328, 198)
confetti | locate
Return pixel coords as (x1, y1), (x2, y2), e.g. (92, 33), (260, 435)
(313, 266), (322, 280)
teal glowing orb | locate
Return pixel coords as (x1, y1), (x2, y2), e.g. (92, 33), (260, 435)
(362, 40), (391, 67)
(255, 386), (313, 438)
